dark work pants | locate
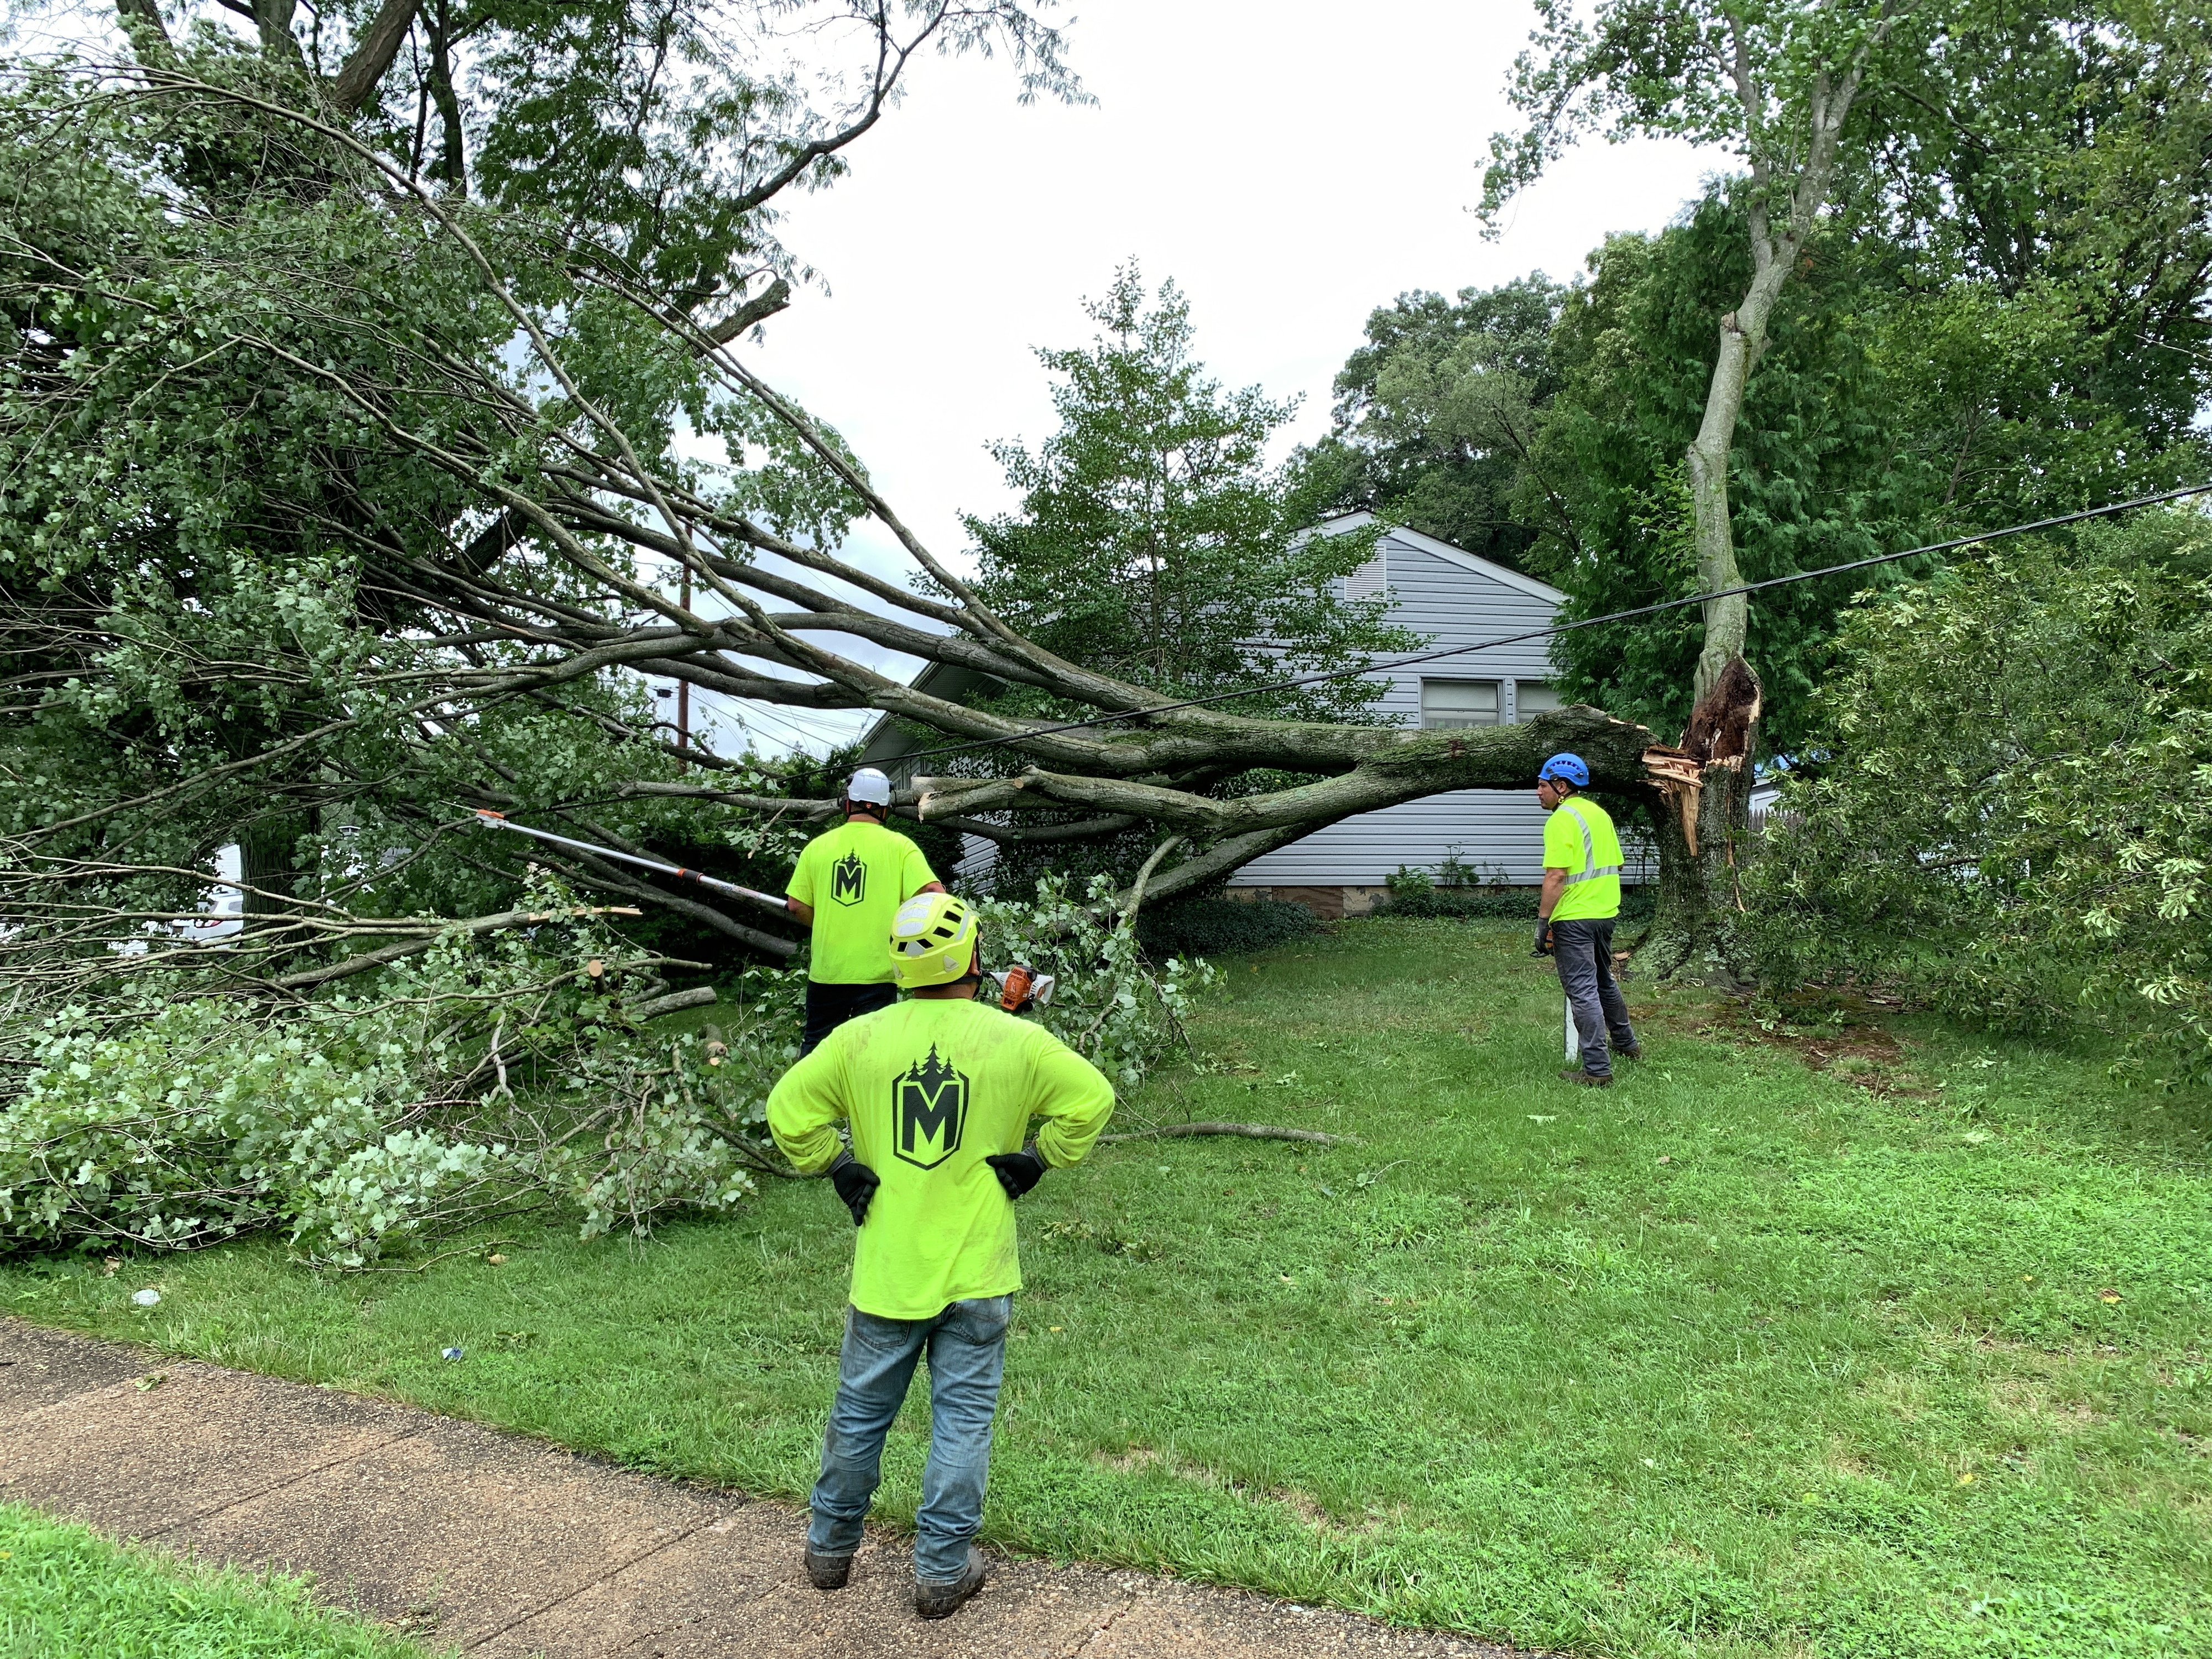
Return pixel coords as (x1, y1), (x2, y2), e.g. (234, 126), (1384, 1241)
(1553, 917), (1636, 1078)
(801, 980), (899, 1055)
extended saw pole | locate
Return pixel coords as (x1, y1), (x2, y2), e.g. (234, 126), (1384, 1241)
(473, 810), (789, 916)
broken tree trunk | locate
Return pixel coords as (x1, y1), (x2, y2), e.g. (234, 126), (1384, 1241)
(1641, 655), (1763, 982)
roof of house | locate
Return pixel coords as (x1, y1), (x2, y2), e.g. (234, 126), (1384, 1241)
(1320, 512), (1567, 606)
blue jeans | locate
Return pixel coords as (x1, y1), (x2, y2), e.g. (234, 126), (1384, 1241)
(1554, 917), (1637, 1078)
(806, 1295), (1010, 1582)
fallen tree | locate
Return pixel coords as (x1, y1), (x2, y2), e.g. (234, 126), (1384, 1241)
(1, 18), (1743, 1030)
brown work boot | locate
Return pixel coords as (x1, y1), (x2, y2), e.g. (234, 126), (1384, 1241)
(804, 1547), (853, 1590)
(915, 1547), (989, 1619)
(1559, 1068), (1613, 1088)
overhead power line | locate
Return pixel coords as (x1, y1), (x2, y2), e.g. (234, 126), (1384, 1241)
(901, 480), (2212, 764)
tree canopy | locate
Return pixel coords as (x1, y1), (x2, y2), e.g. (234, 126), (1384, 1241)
(1307, 275), (1564, 575)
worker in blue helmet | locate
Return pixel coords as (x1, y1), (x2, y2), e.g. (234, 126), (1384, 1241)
(1533, 753), (1642, 1087)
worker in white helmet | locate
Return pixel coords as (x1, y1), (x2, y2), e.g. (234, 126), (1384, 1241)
(785, 767), (946, 1053)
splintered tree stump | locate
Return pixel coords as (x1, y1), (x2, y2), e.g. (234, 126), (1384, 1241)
(1648, 658), (1764, 857)
(1641, 655), (1765, 983)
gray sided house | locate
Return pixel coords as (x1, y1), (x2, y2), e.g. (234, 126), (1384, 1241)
(860, 514), (1651, 916)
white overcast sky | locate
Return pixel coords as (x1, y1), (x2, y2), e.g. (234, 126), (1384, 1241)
(717, 0), (1719, 752)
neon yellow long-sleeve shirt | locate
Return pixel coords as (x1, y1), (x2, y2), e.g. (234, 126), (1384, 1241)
(767, 997), (1116, 1319)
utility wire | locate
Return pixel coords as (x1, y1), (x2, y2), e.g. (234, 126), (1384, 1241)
(900, 480), (2212, 764)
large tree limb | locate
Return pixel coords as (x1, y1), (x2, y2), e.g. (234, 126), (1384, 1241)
(705, 276), (791, 345)
(327, 0), (419, 114)
(268, 904), (643, 990)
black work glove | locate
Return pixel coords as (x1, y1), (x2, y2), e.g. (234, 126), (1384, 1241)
(1532, 919), (1554, 957)
(984, 1144), (1048, 1201)
(827, 1150), (879, 1227)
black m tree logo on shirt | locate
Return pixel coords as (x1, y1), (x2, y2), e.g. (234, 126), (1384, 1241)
(894, 1045), (968, 1170)
(830, 852), (867, 906)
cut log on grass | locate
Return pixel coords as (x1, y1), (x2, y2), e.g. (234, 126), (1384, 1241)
(1099, 1122), (1356, 1147)
(625, 986), (719, 1020)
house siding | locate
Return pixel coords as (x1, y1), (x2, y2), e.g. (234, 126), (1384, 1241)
(1233, 524), (1656, 898)
(1235, 788), (1559, 886)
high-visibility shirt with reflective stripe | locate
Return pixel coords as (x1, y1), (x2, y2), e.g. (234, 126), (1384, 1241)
(1542, 795), (1624, 922)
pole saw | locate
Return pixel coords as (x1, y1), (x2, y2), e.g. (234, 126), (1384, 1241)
(477, 810), (1056, 1015)
(472, 810), (790, 917)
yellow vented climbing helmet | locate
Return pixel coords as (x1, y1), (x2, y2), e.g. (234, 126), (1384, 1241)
(889, 891), (979, 989)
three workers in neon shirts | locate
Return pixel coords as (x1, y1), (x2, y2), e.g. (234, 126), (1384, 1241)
(767, 755), (1635, 1616)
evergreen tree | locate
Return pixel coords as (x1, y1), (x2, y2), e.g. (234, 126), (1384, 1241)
(968, 266), (1415, 724)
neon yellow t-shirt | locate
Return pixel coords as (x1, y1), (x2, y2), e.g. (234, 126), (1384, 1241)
(1542, 795), (1624, 922)
(786, 820), (938, 985)
(767, 997), (1117, 1319)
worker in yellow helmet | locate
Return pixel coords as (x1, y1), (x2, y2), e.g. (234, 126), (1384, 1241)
(1533, 752), (1642, 1087)
(768, 891), (1115, 1620)
(784, 766), (945, 1053)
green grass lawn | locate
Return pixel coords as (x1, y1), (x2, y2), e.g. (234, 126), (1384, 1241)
(7, 917), (2210, 1657)
(0, 1500), (439, 1657)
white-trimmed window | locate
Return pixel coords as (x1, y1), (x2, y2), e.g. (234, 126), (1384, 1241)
(1514, 681), (1563, 722)
(1420, 679), (1500, 728)
(1344, 552), (1387, 602)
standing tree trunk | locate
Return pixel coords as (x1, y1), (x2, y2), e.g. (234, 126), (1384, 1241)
(1645, 32), (1885, 980)
(238, 810), (312, 930)
(1642, 659), (1763, 980)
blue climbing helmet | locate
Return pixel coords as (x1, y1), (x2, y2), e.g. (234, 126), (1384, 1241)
(1538, 752), (1590, 787)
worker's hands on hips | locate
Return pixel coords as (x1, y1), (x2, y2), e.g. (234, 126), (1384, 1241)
(985, 1145), (1048, 1201)
(828, 1150), (879, 1227)
(1532, 919), (1554, 957)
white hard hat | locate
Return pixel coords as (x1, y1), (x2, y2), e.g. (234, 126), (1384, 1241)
(846, 766), (893, 806)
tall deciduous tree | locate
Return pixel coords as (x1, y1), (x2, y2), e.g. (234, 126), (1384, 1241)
(1485, 0), (1908, 713)
(1307, 275), (1566, 573)
(1481, 0), (2212, 975)
(1483, 0), (1911, 975)
(1519, 201), (1942, 754)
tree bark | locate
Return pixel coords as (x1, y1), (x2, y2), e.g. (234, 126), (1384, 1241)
(1656, 32), (1888, 975)
(424, 0), (465, 192)
(1642, 657), (1763, 982)
(327, 0), (421, 116)
(238, 811), (312, 932)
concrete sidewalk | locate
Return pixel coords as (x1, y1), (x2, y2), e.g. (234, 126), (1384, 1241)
(0, 1319), (1509, 1658)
